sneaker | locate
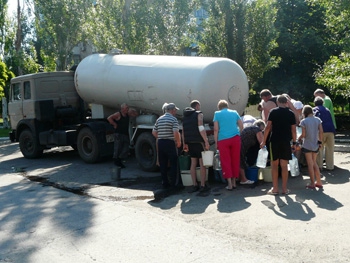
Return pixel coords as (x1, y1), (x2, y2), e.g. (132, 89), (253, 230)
(199, 185), (210, 193)
(188, 185), (200, 193)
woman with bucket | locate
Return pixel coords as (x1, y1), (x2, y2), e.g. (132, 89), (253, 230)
(239, 119), (266, 184)
(213, 100), (243, 190)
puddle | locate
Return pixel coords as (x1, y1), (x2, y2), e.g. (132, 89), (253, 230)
(25, 175), (87, 196)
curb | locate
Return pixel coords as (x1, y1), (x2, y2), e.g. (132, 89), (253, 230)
(0, 138), (10, 145)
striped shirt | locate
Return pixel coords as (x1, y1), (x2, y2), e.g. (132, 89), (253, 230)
(153, 113), (179, 139)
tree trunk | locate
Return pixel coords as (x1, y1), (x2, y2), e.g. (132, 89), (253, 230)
(15, 0), (23, 75)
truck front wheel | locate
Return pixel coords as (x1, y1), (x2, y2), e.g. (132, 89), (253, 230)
(19, 129), (43, 159)
(77, 127), (100, 163)
(135, 132), (158, 172)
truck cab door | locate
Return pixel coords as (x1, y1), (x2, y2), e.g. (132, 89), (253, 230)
(8, 82), (24, 130)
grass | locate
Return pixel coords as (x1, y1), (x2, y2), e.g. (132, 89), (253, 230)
(0, 118), (11, 137)
(0, 128), (10, 137)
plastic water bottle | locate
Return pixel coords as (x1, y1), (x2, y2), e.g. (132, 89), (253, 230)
(256, 147), (268, 168)
(289, 154), (300, 177)
(213, 150), (221, 170)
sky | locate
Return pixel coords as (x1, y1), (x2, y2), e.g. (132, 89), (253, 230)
(7, 0), (24, 17)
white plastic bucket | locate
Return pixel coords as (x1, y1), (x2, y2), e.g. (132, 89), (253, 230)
(201, 150), (214, 167)
(196, 167), (208, 182)
(180, 170), (193, 186)
(259, 167), (272, 182)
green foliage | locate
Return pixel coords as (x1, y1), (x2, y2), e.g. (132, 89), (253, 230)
(3, 2), (40, 76)
(0, 0), (8, 51)
(33, 0), (91, 70)
(0, 60), (14, 118)
(0, 61), (7, 97)
(83, 0), (124, 54)
(245, 0), (280, 87)
(257, 0), (336, 102)
(1, 0), (350, 112)
(199, 9), (227, 57)
(315, 52), (350, 98)
(199, 0), (279, 103)
(0, 60), (14, 98)
(84, 0), (196, 55)
(313, 0), (350, 52)
(0, 127), (11, 137)
(199, 0), (249, 62)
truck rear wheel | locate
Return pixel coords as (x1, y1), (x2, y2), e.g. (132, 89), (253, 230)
(135, 132), (158, 172)
(19, 129), (43, 158)
(77, 127), (100, 163)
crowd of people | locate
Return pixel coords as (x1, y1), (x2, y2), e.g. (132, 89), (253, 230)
(258, 89), (336, 195)
(107, 87), (337, 195)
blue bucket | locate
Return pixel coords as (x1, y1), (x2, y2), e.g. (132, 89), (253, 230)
(245, 167), (259, 182)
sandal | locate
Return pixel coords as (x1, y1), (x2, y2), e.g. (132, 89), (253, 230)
(306, 184), (316, 189)
(282, 189), (291, 195)
(315, 184), (323, 189)
(267, 189), (279, 195)
(240, 180), (254, 185)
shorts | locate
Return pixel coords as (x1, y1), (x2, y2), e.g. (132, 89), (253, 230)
(269, 141), (292, 161)
(187, 142), (205, 158)
(301, 147), (319, 154)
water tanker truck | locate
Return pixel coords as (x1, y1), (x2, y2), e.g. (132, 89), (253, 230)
(8, 53), (249, 171)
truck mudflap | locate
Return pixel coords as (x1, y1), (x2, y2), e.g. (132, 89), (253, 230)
(77, 121), (114, 163)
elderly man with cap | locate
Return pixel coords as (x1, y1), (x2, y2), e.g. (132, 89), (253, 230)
(152, 103), (182, 190)
(314, 89), (337, 129)
(313, 96), (336, 171)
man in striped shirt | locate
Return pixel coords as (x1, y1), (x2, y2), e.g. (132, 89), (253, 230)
(152, 103), (182, 189)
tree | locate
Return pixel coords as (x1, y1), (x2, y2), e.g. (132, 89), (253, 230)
(83, 0), (125, 54)
(315, 52), (350, 98)
(32, 0), (91, 70)
(199, 0), (248, 64)
(245, 0), (279, 102)
(0, 0), (8, 56)
(198, 0), (278, 104)
(257, 0), (336, 102)
(146, 0), (196, 55)
(0, 60), (14, 100)
(3, 0), (40, 76)
(84, 0), (196, 55)
(312, 0), (350, 106)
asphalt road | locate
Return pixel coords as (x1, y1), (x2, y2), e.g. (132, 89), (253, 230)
(1, 141), (350, 262)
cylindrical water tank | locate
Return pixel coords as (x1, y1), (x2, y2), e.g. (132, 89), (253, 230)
(74, 54), (249, 122)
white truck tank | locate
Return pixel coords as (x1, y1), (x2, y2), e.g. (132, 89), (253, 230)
(74, 54), (249, 122)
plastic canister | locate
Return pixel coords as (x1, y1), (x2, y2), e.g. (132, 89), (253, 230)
(289, 153), (300, 177)
(256, 146), (268, 168)
(213, 150), (221, 170)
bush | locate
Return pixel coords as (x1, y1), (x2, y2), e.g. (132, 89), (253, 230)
(335, 115), (350, 131)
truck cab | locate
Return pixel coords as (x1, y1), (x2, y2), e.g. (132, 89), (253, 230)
(8, 72), (83, 157)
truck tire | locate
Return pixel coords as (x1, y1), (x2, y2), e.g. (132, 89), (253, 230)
(77, 127), (100, 163)
(19, 129), (43, 158)
(135, 132), (158, 172)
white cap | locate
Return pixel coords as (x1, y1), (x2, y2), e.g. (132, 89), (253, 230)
(293, 100), (303, 110)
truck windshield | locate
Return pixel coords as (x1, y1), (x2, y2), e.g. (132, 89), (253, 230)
(12, 83), (21, 101)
